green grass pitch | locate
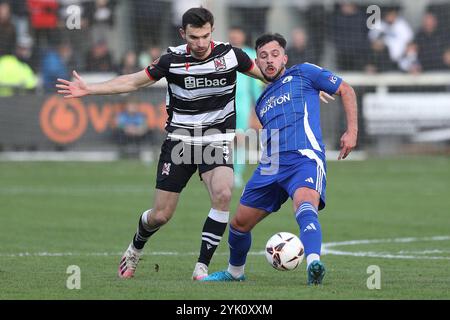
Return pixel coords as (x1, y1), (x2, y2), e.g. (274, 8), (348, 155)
(0, 156), (449, 299)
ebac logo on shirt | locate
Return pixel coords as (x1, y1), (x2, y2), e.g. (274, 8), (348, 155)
(184, 76), (227, 89)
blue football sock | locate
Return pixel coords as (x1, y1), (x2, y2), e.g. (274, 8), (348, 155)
(228, 225), (252, 267)
(295, 202), (322, 263)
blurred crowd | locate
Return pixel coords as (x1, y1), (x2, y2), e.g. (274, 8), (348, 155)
(0, 0), (165, 96)
(1, 1), (450, 97)
(284, 3), (450, 74)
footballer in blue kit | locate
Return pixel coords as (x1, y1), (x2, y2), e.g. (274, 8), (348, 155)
(202, 33), (358, 285)
(241, 61), (342, 213)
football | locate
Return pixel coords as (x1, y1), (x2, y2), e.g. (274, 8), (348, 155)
(265, 232), (305, 271)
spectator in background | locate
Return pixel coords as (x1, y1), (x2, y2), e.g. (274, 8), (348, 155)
(442, 47), (450, 70)
(58, 0), (90, 71)
(368, 6), (413, 64)
(27, 0), (59, 49)
(171, 0), (203, 45)
(331, 2), (369, 71)
(85, 0), (116, 28)
(133, 0), (171, 51)
(85, 38), (114, 72)
(365, 36), (397, 73)
(41, 41), (75, 91)
(228, 26), (263, 187)
(285, 27), (315, 68)
(398, 42), (422, 74)
(0, 1), (16, 56)
(15, 35), (38, 71)
(114, 97), (148, 156)
(117, 50), (140, 75)
(138, 45), (161, 69)
(85, 0), (117, 50)
(227, 3), (270, 50)
(415, 12), (446, 71)
(303, 4), (326, 64)
(0, 43), (37, 96)
(10, 0), (31, 48)
(58, 0), (88, 26)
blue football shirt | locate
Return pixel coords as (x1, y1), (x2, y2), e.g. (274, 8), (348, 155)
(255, 63), (342, 158)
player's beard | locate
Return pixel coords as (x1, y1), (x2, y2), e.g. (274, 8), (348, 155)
(263, 65), (286, 82)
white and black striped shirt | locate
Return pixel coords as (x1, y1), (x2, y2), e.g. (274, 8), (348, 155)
(145, 41), (254, 144)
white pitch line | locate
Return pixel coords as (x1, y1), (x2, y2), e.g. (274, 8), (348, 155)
(322, 235), (450, 248)
(321, 235), (450, 260)
(1, 236), (449, 260)
(0, 251), (240, 258)
(397, 249), (450, 254)
(321, 250), (450, 260)
(0, 185), (150, 196)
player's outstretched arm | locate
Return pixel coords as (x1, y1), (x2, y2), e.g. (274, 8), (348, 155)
(335, 81), (358, 160)
(56, 70), (155, 98)
(244, 63), (270, 84)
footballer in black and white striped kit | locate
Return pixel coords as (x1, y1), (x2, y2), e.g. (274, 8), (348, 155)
(146, 41), (254, 139)
(139, 13), (266, 280)
(56, 7), (268, 281)
(147, 41), (256, 193)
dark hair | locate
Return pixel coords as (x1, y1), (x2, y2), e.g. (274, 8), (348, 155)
(229, 25), (245, 32)
(255, 33), (287, 51)
(182, 7), (214, 30)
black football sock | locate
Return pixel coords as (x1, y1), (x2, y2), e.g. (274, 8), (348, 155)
(132, 210), (160, 250)
(198, 209), (229, 266)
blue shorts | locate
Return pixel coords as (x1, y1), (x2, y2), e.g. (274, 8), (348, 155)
(240, 150), (327, 213)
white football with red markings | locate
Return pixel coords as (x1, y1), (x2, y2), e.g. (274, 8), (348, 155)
(265, 232), (304, 271)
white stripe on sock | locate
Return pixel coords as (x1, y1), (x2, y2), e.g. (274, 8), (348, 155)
(202, 232), (222, 240)
(208, 208), (229, 223)
(299, 204), (316, 211)
(296, 203), (318, 219)
(202, 237), (220, 246)
(141, 209), (159, 232)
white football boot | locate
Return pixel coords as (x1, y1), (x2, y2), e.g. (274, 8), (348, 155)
(192, 262), (208, 281)
(118, 243), (142, 279)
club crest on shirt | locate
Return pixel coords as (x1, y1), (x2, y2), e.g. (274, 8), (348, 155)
(162, 162), (171, 175)
(214, 56), (227, 71)
(152, 57), (160, 65)
(282, 76), (293, 83)
(328, 75), (338, 84)
(222, 145), (230, 162)
(148, 57), (160, 71)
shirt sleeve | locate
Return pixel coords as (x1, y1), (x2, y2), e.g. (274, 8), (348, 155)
(233, 47), (254, 73)
(145, 53), (171, 81)
(302, 63), (342, 95)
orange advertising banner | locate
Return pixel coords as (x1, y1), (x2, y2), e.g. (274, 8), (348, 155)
(0, 89), (261, 151)
(39, 95), (167, 144)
